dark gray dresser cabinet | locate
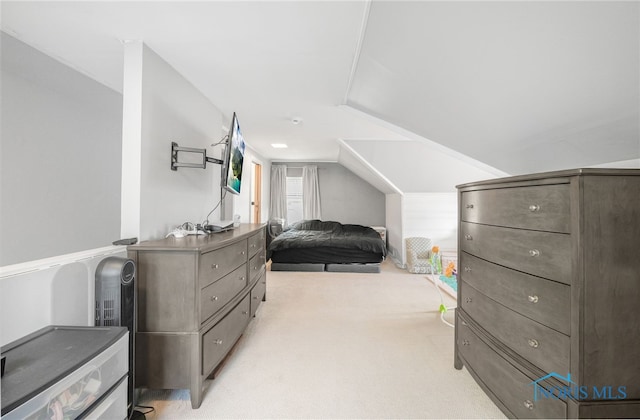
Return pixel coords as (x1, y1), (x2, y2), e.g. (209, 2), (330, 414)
(128, 224), (266, 409)
(455, 169), (640, 419)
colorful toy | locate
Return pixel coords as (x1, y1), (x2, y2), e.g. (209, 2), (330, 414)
(430, 257), (457, 328)
(430, 246), (442, 274)
(444, 261), (456, 278)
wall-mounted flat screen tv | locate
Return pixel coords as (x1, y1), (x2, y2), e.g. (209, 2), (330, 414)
(222, 112), (246, 195)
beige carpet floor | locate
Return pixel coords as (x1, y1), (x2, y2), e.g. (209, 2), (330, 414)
(136, 259), (506, 419)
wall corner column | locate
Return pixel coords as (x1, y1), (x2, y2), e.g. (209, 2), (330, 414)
(120, 40), (144, 239)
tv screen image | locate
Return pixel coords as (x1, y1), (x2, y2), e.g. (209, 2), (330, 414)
(223, 113), (246, 195)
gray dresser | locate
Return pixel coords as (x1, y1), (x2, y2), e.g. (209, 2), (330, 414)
(455, 169), (640, 419)
(128, 224), (266, 409)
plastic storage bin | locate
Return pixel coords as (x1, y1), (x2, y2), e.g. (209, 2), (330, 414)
(83, 376), (128, 420)
(1, 326), (128, 419)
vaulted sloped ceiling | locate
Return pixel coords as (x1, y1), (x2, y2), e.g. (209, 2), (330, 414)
(345, 1), (640, 175)
(340, 138), (506, 193)
(1, 1), (638, 189)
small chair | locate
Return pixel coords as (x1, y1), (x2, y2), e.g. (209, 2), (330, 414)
(268, 218), (286, 238)
(266, 218), (286, 261)
(405, 237), (434, 274)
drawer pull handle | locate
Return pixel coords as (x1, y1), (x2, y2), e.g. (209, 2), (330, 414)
(462, 340), (470, 346)
(466, 204), (474, 209)
(242, 311), (248, 315)
(241, 251), (246, 255)
(524, 400), (534, 410)
(528, 295), (539, 303)
(464, 234), (473, 241)
(262, 281), (266, 285)
(240, 276), (246, 281)
(464, 267), (472, 272)
(528, 338), (539, 348)
(214, 339), (223, 345)
(529, 249), (540, 257)
(529, 204), (540, 212)
(253, 296), (258, 300)
(465, 297), (473, 303)
(461, 321), (468, 326)
(211, 264), (219, 269)
(210, 296), (218, 301)
(251, 244), (256, 248)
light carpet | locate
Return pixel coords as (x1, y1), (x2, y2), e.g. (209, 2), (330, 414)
(136, 259), (506, 419)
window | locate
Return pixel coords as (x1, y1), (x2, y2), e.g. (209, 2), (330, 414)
(286, 176), (303, 225)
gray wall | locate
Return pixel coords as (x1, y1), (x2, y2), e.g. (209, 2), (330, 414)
(122, 42), (223, 241)
(1, 32), (122, 265)
(274, 162), (385, 226)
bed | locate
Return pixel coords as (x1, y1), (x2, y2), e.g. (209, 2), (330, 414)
(268, 220), (386, 272)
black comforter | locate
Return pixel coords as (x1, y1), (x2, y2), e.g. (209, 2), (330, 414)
(268, 220), (386, 264)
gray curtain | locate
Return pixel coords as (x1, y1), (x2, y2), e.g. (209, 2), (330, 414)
(302, 165), (322, 220)
(269, 165), (287, 221)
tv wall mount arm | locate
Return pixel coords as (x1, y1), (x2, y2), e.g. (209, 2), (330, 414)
(170, 141), (224, 171)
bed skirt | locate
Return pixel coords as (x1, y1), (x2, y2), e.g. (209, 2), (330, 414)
(271, 262), (381, 273)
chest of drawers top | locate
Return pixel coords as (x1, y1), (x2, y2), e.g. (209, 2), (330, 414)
(129, 223), (265, 253)
(457, 168), (640, 188)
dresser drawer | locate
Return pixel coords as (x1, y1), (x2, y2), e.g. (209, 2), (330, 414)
(460, 253), (570, 335)
(199, 240), (248, 288)
(250, 269), (266, 317)
(461, 184), (571, 233)
(457, 314), (566, 419)
(200, 264), (248, 323)
(460, 222), (571, 284)
(201, 294), (251, 375)
(461, 282), (569, 375)
(249, 251), (266, 282)
(248, 229), (265, 258)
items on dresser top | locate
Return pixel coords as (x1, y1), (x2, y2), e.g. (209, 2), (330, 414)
(128, 224), (267, 409)
(1, 326), (128, 419)
(455, 168), (640, 419)
(165, 221), (208, 238)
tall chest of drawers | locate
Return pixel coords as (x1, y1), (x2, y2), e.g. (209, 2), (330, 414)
(128, 224), (266, 409)
(454, 169), (640, 419)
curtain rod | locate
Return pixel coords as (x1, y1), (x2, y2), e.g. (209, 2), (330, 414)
(272, 165), (324, 170)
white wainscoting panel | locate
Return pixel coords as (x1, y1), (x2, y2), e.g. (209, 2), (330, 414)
(402, 192), (458, 263)
(0, 246), (126, 346)
(385, 193), (404, 266)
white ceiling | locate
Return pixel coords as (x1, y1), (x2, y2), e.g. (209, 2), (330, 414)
(2, 1), (639, 177)
(347, 1), (640, 175)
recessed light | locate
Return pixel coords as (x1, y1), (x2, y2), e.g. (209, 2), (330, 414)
(271, 143), (288, 149)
